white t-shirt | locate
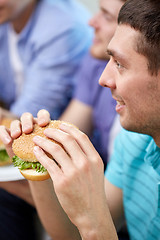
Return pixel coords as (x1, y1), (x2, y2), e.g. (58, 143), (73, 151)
(108, 114), (122, 160)
(8, 25), (24, 97)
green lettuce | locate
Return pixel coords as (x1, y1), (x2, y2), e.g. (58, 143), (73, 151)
(12, 155), (47, 173)
(0, 149), (10, 162)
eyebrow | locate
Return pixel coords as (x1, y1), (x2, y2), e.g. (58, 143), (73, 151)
(100, 7), (116, 20)
(106, 48), (129, 67)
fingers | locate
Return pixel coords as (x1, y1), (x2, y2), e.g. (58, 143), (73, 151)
(0, 125), (12, 145)
(43, 128), (86, 166)
(33, 146), (63, 180)
(33, 135), (74, 172)
(16, 109), (50, 134)
(46, 123), (101, 162)
(0, 125), (14, 158)
(20, 112), (34, 133)
(60, 123), (100, 158)
(10, 120), (22, 138)
(37, 109), (50, 127)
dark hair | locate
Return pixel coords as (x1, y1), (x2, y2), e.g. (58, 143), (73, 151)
(118, 0), (160, 75)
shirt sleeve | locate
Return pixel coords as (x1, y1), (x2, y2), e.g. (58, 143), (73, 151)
(10, 23), (92, 119)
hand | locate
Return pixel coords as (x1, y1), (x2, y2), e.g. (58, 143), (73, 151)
(0, 109), (50, 157)
(0, 109), (51, 206)
(33, 123), (108, 235)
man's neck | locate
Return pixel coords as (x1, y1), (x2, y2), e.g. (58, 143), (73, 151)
(11, 1), (37, 34)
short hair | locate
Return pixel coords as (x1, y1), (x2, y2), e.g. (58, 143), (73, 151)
(118, 0), (160, 75)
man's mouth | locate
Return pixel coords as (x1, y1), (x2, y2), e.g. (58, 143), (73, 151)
(116, 100), (125, 106)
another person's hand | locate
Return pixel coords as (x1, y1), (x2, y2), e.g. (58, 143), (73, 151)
(0, 109), (50, 157)
(32, 123), (107, 235)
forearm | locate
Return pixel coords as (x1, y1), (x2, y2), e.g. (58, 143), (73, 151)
(29, 179), (81, 240)
(0, 180), (34, 206)
(73, 197), (118, 240)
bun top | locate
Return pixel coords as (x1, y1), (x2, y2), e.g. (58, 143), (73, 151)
(12, 120), (74, 162)
(0, 118), (12, 148)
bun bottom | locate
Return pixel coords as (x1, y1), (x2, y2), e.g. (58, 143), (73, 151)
(19, 169), (50, 181)
(0, 158), (13, 167)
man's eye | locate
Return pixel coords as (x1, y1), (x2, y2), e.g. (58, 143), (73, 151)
(115, 60), (122, 69)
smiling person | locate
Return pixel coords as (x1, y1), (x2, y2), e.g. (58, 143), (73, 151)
(0, 0), (92, 239)
(1, 0), (160, 240)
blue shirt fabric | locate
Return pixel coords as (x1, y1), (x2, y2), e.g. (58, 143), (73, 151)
(0, 1), (92, 239)
(0, 0), (92, 119)
(74, 53), (117, 167)
(105, 129), (160, 240)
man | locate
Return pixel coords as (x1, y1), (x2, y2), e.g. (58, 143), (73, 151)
(16, 0), (160, 239)
(1, 0), (146, 239)
(0, 0), (91, 239)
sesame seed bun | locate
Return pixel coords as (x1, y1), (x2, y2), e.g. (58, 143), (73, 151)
(12, 120), (64, 162)
(19, 169), (50, 181)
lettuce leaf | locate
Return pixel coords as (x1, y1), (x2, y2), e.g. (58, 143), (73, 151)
(12, 155), (47, 173)
(0, 150), (10, 162)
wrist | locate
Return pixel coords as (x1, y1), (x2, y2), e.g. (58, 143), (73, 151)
(75, 210), (118, 240)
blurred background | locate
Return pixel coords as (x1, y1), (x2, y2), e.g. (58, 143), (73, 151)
(78, 0), (98, 14)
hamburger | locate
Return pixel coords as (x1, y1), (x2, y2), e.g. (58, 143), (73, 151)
(0, 118), (13, 166)
(12, 120), (76, 181)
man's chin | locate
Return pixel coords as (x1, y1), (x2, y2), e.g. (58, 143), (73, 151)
(120, 120), (141, 134)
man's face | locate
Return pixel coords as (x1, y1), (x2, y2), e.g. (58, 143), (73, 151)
(99, 25), (160, 136)
(0, 0), (33, 24)
(89, 0), (124, 60)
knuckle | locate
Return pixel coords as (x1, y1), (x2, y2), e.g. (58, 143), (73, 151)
(50, 141), (62, 153)
(79, 131), (88, 142)
(93, 155), (104, 169)
(63, 134), (73, 143)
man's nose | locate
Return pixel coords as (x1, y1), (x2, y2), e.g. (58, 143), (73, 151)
(88, 12), (101, 29)
(99, 62), (116, 89)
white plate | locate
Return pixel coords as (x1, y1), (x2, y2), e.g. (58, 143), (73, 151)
(0, 164), (24, 181)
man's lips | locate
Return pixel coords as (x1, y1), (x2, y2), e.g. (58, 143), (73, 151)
(113, 97), (125, 112)
(92, 37), (101, 45)
(112, 96), (125, 105)
(116, 100), (125, 106)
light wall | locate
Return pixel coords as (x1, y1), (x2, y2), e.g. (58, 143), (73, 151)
(77, 0), (98, 14)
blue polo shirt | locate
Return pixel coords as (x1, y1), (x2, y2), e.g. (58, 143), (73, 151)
(105, 129), (160, 240)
